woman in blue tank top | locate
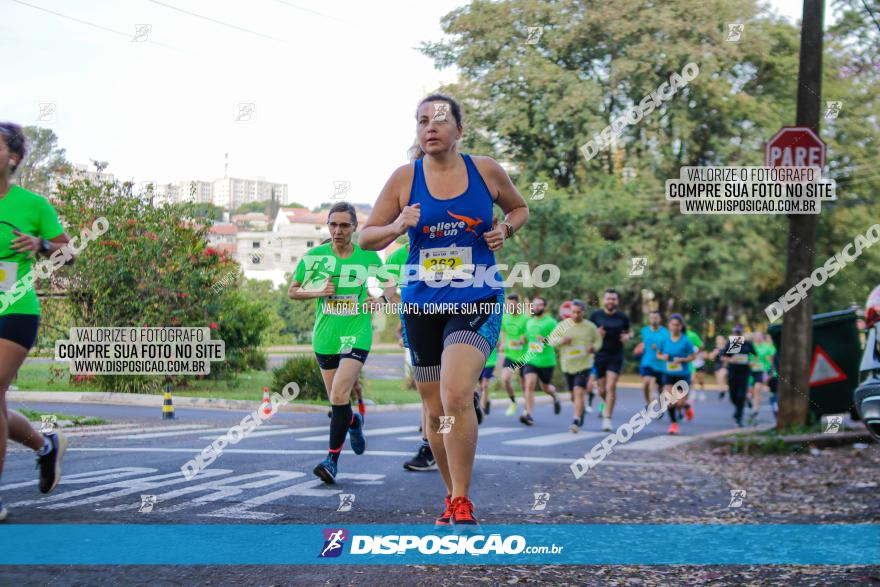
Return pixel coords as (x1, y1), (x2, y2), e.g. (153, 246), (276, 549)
(360, 94), (529, 526)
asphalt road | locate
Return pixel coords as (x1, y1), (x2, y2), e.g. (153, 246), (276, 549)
(2, 388), (873, 586)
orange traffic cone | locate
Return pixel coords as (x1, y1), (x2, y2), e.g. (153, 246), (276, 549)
(260, 386), (273, 419)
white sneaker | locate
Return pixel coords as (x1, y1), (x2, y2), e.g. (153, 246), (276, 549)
(602, 417), (613, 431)
(569, 423), (580, 434)
(505, 402), (517, 417)
(0, 499), (7, 522)
(585, 405), (593, 414)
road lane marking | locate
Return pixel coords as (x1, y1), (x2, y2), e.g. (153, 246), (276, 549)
(201, 425), (327, 440)
(0, 467), (155, 492)
(615, 435), (694, 451)
(96, 470), (307, 513)
(296, 426), (417, 442)
(63, 447), (697, 467)
(67, 424), (213, 438)
(503, 431), (606, 447)
(200, 473), (385, 520)
(111, 425), (286, 440)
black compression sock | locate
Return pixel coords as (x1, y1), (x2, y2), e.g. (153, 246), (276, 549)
(329, 404), (352, 458)
(667, 405), (678, 422)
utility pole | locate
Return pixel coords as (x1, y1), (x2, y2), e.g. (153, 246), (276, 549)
(777, 0), (824, 428)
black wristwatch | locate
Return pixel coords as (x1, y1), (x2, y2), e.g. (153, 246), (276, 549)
(40, 238), (51, 253)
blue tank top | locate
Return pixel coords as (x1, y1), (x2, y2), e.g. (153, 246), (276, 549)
(401, 153), (502, 306)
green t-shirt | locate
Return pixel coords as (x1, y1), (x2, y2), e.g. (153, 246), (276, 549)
(685, 330), (703, 374)
(501, 312), (529, 362)
(293, 243), (382, 355)
(382, 242), (409, 287)
(524, 314), (558, 368)
(0, 186), (64, 316)
(556, 319), (603, 374)
(754, 341), (776, 374)
(485, 348), (497, 369)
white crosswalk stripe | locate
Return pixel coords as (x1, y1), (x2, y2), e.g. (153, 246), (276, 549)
(65, 424), (213, 438)
(111, 425), (286, 440)
(222, 425), (327, 440)
(615, 435), (694, 452)
(398, 426), (519, 442)
(296, 425), (417, 442)
(503, 430), (605, 447)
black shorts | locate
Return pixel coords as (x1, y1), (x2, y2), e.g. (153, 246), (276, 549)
(400, 293), (503, 382)
(522, 364), (554, 385)
(564, 369), (589, 391)
(480, 365), (495, 380)
(751, 371), (767, 384)
(0, 313), (40, 350)
(315, 349), (369, 370)
(594, 352), (624, 378)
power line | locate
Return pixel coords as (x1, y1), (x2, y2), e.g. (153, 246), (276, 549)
(860, 0), (880, 34)
(146, 0), (289, 44)
(273, 0), (350, 25)
(10, 0), (192, 55)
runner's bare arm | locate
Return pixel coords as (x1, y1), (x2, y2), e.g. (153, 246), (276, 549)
(472, 156), (529, 234)
(288, 278), (333, 300)
(359, 165), (416, 251)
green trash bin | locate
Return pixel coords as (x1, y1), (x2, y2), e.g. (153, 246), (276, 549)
(768, 309), (861, 419)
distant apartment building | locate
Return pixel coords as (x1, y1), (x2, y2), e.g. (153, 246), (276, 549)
(232, 212), (271, 231)
(70, 164), (115, 184)
(212, 177), (289, 210)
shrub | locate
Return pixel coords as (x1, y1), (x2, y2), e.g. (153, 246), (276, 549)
(271, 355), (326, 401)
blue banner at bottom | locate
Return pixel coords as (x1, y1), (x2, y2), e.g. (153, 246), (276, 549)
(1, 524), (877, 565)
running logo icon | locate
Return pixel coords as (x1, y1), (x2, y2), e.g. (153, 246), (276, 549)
(39, 415), (57, 434)
(133, 24), (152, 42)
(531, 492), (550, 511)
(234, 102), (256, 123)
(727, 336), (744, 354)
(438, 416), (455, 434)
(319, 528), (348, 558)
(530, 182), (548, 201)
(728, 489), (746, 508)
(432, 103), (449, 122)
(138, 495), (157, 513)
(339, 336), (356, 354)
(726, 23), (744, 42)
(629, 257), (647, 276)
(36, 102), (56, 122)
(332, 181), (350, 200)
(337, 494), (355, 512)
(823, 415), (843, 434)
(526, 26), (544, 45)
(824, 101), (842, 120)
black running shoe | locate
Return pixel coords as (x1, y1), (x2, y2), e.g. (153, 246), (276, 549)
(519, 413), (534, 426)
(483, 400), (490, 416)
(473, 391), (483, 425)
(37, 432), (67, 494)
(553, 395), (561, 415)
(403, 444), (437, 471)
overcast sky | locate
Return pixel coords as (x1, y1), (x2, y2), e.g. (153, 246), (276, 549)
(4, 0), (820, 208)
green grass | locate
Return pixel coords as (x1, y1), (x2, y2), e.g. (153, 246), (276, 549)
(18, 408), (108, 427)
(15, 362), (421, 406)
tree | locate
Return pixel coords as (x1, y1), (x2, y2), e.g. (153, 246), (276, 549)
(16, 126), (70, 195)
(51, 178), (269, 392)
(420, 0), (880, 334)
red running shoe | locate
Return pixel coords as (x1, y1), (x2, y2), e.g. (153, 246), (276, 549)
(685, 405), (694, 421)
(668, 422), (680, 435)
(435, 495), (453, 526)
(451, 496), (479, 526)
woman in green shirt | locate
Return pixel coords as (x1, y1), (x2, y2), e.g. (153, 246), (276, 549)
(0, 123), (73, 521)
(288, 202), (383, 485)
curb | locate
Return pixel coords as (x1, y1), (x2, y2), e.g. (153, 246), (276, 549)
(7, 391), (422, 414)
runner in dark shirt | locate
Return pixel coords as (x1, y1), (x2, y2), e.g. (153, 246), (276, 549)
(588, 289), (633, 431)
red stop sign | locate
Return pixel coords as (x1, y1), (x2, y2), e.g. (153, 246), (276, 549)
(765, 126), (826, 168)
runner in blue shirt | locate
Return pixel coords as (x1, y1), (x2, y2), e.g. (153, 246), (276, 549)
(359, 94), (529, 527)
(635, 310), (668, 413)
(656, 314), (697, 435)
